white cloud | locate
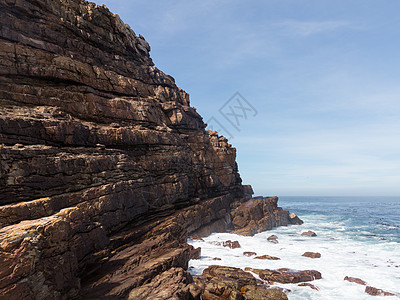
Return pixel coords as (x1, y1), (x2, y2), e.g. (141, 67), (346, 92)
(274, 20), (355, 37)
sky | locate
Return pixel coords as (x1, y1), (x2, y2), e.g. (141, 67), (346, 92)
(93, 0), (400, 196)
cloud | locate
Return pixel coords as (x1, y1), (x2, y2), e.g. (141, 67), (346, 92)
(274, 20), (355, 37)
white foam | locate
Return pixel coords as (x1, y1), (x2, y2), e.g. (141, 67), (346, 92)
(188, 215), (400, 299)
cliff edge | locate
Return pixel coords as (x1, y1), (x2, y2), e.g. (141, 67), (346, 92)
(0, 1), (299, 299)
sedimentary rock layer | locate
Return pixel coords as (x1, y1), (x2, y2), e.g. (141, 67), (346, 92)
(0, 0), (298, 299)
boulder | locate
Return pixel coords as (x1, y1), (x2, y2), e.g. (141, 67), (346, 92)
(267, 235), (279, 244)
(302, 252), (321, 259)
(223, 240), (241, 249)
(344, 276), (367, 286)
(365, 286), (396, 296)
(301, 231), (317, 237)
(289, 213), (304, 225)
(242, 285), (288, 300)
(298, 283), (319, 291)
(254, 255), (280, 260)
(190, 245), (201, 259)
(243, 252), (257, 257)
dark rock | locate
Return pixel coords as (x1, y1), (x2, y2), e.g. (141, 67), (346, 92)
(289, 213), (304, 225)
(302, 252), (321, 259)
(301, 231), (317, 237)
(344, 276), (367, 285)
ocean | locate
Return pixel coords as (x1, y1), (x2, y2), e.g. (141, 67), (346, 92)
(188, 196), (400, 299)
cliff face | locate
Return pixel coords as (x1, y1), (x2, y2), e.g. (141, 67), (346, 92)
(0, 1), (294, 299)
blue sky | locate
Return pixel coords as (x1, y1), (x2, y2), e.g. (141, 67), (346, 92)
(93, 0), (400, 196)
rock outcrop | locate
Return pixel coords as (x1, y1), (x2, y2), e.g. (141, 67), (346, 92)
(197, 265), (288, 300)
(231, 197), (298, 236)
(0, 0), (301, 299)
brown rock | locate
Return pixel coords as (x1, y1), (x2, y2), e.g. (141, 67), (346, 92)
(223, 240), (241, 249)
(128, 267), (194, 300)
(190, 245), (201, 259)
(246, 267), (322, 283)
(202, 265), (257, 288)
(365, 286), (396, 296)
(344, 276), (367, 286)
(242, 285), (288, 300)
(213, 257), (222, 261)
(231, 197), (301, 236)
(301, 231), (317, 237)
(254, 255), (281, 260)
(243, 251), (257, 257)
(302, 252), (321, 259)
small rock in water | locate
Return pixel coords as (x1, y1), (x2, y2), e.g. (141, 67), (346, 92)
(302, 252), (321, 259)
(365, 286), (396, 296)
(254, 255), (281, 260)
(298, 282), (320, 291)
(222, 240), (241, 249)
(344, 276), (367, 286)
(301, 231), (317, 237)
(267, 235), (279, 244)
(243, 251), (257, 257)
(212, 257), (221, 261)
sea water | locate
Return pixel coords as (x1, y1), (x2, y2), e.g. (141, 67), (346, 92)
(188, 196), (400, 299)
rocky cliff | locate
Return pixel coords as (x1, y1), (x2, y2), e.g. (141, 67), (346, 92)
(0, 0), (298, 299)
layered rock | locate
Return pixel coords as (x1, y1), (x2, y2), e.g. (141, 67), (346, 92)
(231, 197), (300, 236)
(0, 0), (300, 299)
(197, 265), (288, 300)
